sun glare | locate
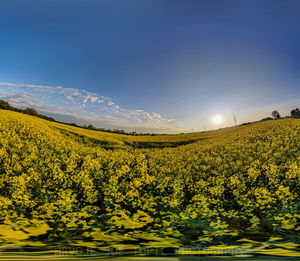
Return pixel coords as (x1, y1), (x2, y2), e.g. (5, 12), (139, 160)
(212, 115), (223, 125)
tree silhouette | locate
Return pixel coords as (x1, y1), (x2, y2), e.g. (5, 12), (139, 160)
(0, 100), (13, 110)
(23, 107), (39, 116)
(271, 110), (281, 119)
(291, 108), (300, 117)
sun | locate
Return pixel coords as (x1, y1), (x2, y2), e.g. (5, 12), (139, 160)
(212, 115), (223, 125)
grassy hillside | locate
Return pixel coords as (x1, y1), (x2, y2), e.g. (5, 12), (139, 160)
(0, 109), (299, 257)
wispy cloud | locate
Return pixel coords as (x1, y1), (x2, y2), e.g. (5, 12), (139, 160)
(0, 82), (184, 132)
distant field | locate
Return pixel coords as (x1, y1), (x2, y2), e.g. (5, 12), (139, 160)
(46, 113), (263, 147)
(0, 109), (299, 258)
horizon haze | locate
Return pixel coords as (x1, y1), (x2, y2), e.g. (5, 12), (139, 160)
(1, 0), (300, 133)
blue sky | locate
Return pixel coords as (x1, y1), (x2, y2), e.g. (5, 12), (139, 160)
(1, 0), (300, 132)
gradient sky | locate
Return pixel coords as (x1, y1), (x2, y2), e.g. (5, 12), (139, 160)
(1, 0), (300, 132)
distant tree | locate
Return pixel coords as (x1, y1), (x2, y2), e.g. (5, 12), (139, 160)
(0, 100), (14, 110)
(40, 115), (55, 121)
(271, 110), (281, 119)
(291, 108), (300, 117)
(241, 122), (252, 126)
(23, 107), (39, 116)
(87, 124), (95, 130)
(261, 117), (273, 122)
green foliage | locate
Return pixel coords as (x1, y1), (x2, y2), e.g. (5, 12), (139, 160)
(271, 110), (281, 119)
(291, 108), (300, 117)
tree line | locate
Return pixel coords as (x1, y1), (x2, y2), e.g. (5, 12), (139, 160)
(0, 100), (160, 136)
(271, 108), (300, 119)
(0, 99), (299, 135)
(0, 100), (55, 122)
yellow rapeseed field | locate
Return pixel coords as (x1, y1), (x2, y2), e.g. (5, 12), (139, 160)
(0, 109), (299, 257)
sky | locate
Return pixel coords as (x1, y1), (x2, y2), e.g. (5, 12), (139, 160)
(1, 0), (300, 133)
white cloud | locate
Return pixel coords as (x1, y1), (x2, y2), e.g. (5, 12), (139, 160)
(0, 82), (184, 132)
(90, 97), (98, 103)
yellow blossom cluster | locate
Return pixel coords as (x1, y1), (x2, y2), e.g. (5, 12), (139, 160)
(0, 109), (299, 254)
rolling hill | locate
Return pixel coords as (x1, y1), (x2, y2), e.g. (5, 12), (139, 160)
(0, 109), (299, 257)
